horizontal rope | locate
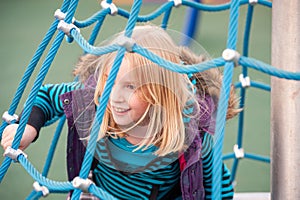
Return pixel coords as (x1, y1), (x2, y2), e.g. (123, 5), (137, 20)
(239, 56), (300, 80)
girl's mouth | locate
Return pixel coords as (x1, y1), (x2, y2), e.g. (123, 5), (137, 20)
(112, 106), (130, 114)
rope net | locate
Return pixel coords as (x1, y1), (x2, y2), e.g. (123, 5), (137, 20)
(0, 0), (299, 199)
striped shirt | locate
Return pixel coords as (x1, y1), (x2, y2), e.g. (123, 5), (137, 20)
(32, 82), (81, 123)
(29, 82), (234, 199)
(93, 137), (180, 199)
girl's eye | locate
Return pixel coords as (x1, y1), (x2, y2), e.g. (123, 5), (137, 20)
(126, 84), (135, 90)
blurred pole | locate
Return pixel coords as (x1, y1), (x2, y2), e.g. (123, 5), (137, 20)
(271, 0), (300, 199)
(181, 0), (201, 46)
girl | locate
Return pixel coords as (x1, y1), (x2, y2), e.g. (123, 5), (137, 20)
(1, 25), (239, 199)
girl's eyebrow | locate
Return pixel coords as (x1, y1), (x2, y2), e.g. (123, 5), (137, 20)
(122, 80), (137, 85)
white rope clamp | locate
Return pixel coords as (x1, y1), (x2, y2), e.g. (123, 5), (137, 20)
(222, 48), (240, 67)
(72, 177), (93, 193)
(54, 9), (76, 23)
(2, 111), (18, 124)
(4, 146), (27, 162)
(239, 74), (251, 88)
(33, 181), (49, 197)
(101, 0), (118, 15)
(249, 0), (258, 5)
(233, 144), (244, 159)
(57, 20), (80, 37)
(115, 35), (135, 52)
(169, 0), (182, 7)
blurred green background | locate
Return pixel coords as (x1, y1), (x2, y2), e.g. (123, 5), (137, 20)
(0, 0), (271, 199)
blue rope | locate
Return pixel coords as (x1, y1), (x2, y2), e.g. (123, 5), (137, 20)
(229, 4), (255, 181)
(240, 56), (300, 80)
(0, 0), (72, 183)
(0, 0), (70, 139)
(234, 80), (270, 91)
(26, 116), (66, 199)
(212, 0), (241, 198)
(244, 153), (270, 163)
(248, 81), (271, 91)
(74, 9), (110, 28)
(88, 184), (118, 200)
(18, 155), (73, 192)
(88, 20), (106, 46)
(72, 0), (144, 198)
(118, 2), (174, 22)
(212, 61), (235, 199)
(72, 0), (271, 31)
(71, 29), (120, 55)
(134, 46), (226, 73)
(3, 0), (300, 199)
(161, 6), (172, 30)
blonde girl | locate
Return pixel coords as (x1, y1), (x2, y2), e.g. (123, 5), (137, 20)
(2, 25), (239, 200)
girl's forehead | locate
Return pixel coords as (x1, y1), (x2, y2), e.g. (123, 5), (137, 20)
(105, 58), (131, 75)
(105, 59), (137, 81)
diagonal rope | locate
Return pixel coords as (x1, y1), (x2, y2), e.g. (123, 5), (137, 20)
(71, 0), (143, 199)
(0, 0), (72, 184)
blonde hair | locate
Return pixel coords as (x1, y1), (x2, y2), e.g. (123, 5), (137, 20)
(73, 24), (240, 156)
(94, 25), (198, 156)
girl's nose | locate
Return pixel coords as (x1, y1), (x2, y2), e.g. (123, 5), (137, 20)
(110, 84), (125, 103)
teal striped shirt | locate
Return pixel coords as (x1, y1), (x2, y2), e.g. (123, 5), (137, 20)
(93, 137), (180, 199)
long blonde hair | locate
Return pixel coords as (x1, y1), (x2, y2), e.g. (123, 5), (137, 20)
(73, 25), (240, 156)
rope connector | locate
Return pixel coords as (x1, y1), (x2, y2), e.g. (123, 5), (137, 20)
(33, 181), (49, 197)
(233, 144), (244, 159)
(2, 111), (18, 124)
(54, 9), (76, 23)
(249, 0), (258, 5)
(72, 177), (93, 193)
(57, 20), (80, 37)
(169, 0), (182, 7)
(222, 48), (240, 67)
(4, 146), (27, 162)
(115, 35), (135, 52)
(101, 0), (118, 15)
(239, 74), (251, 88)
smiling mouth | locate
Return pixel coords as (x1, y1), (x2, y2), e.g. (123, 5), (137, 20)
(112, 106), (130, 113)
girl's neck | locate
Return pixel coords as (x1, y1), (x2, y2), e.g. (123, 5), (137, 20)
(125, 134), (144, 145)
(122, 125), (150, 145)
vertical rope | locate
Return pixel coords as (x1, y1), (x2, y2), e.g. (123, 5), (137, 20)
(212, 0), (240, 199)
(231, 4), (255, 181)
(212, 62), (235, 199)
(88, 20), (105, 46)
(161, 6), (172, 30)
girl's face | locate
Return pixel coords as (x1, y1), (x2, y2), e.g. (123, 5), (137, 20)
(109, 59), (149, 127)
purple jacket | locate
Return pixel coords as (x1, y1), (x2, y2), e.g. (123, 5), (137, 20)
(59, 78), (207, 200)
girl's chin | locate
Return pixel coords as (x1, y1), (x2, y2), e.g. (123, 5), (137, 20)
(115, 121), (136, 129)
(114, 119), (135, 130)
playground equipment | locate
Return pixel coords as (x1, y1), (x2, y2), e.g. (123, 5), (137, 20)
(0, 0), (299, 199)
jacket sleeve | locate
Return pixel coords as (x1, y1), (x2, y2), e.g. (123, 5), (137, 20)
(201, 132), (234, 200)
(20, 81), (82, 141)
